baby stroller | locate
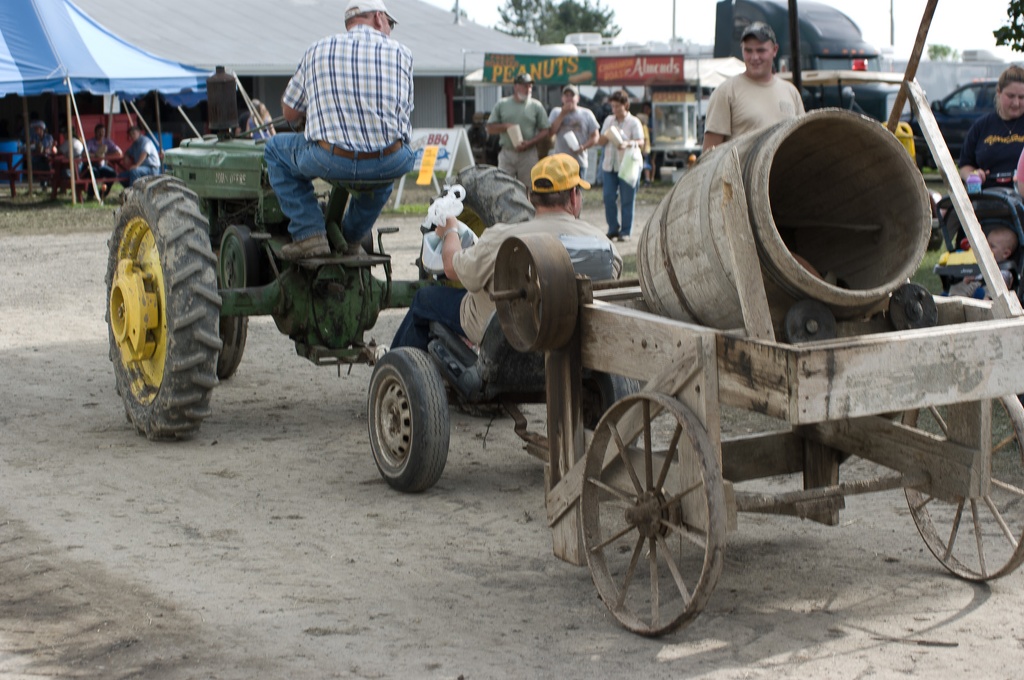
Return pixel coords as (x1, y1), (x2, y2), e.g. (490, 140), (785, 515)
(933, 187), (1024, 303)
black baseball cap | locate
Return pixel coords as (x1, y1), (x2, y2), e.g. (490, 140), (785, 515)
(741, 21), (776, 44)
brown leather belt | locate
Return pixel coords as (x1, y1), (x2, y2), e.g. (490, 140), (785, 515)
(317, 139), (403, 160)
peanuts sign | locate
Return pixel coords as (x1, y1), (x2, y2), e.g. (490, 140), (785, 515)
(483, 53), (685, 86)
(483, 54), (597, 85)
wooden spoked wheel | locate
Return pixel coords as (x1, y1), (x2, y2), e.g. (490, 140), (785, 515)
(492, 234), (578, 353)
(904, 395), (1024, 580)
(581, 392), (727, 636)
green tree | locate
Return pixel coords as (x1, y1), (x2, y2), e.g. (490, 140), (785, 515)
(537, 0), (621, 45)
(994, 0), (1024, 51)
(927, 44), (960, 61)
(497, 0), (620, 44)
(498, 0), (543, 41)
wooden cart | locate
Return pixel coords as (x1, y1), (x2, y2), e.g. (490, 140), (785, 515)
(490, 80), (1024, 636)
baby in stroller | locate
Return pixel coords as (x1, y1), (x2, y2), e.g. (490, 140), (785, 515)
(934, 188), (1024, 302)
(945, 226), (1018, 299)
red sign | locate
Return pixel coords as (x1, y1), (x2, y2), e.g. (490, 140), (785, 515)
(596, 55), (684, 85)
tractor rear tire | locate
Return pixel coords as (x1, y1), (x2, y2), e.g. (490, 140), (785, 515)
(368, 348), (450, 492)
(455, 164), (534, 235)
(106, 175), (222, 440)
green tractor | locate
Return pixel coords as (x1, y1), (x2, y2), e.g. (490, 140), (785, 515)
(105, 75), (634, 493)
(104, 133), (531, 440)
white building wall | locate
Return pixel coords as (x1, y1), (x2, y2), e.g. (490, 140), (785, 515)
(252, 76), (452, 129)
(412, 78), (448, 128)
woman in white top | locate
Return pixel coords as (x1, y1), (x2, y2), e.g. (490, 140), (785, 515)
(597, 90), (645, 241)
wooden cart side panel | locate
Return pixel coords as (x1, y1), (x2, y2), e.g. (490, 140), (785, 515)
(720, 318), (1024, 424)
(579, 301), (720, 384)
(717, 334), (795, 420)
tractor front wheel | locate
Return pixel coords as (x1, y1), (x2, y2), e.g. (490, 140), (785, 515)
(106, 175), (222, 440)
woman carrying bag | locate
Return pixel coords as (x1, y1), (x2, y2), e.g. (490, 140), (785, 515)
(598, 90), (645, 242)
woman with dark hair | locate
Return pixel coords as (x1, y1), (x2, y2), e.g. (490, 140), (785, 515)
(597, 90), (645, 242)
(960, 65), (1024, 190)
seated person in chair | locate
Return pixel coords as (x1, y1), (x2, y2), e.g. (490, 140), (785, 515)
(118, 125), (161, 188)
(391, 153), (622, 352)
(84, 123), (123, 197)
(22, 119), (54, 175)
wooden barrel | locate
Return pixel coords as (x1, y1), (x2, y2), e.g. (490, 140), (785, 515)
(637, 109), (932, 332)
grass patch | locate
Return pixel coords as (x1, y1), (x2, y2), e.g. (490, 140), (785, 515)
(913, 246), (945, 294)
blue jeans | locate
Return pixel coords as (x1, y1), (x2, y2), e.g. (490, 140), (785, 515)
(391, 286), (467, 352)
(603, 169), (638, 237)
(264, 133), (415, 243)
(120, 165), (159, 188)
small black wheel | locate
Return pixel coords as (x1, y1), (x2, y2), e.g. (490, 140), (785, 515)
(581, 373), (641, 430)
(106, 175), (222, 440)
(783, 299), (836, 343)
(367, 348), (450, 492)
(216, 224), (261, 380)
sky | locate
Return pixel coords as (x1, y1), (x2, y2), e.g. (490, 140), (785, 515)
(422, 0), (1019, 62)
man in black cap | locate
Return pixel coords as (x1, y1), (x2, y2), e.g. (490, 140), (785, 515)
(702, 21), (804, 153)
(486, 72), (551, 186)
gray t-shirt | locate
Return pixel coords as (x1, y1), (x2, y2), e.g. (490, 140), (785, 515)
(549, 106), (599, 168)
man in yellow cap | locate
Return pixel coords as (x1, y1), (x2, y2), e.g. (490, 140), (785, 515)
(390, 153), (621, 351)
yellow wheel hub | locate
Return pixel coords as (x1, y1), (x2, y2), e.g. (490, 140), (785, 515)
(109, 217), (167, 401)
(110, 259), (158, 360)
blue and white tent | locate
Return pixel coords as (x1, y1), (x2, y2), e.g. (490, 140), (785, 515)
(0, 0), (207, 104)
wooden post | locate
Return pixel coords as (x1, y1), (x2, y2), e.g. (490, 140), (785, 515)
(66, 95), (76, 205)
(21, 97), (33, 194)
(545, 278), (587, 566)
(801, 437), (841, 525)
(787, 0), (801, 93)
(154, 91), (164, 155)
(886, 0), (939, 133)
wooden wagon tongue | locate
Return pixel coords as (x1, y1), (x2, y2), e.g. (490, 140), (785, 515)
(637, 108), (932, 338)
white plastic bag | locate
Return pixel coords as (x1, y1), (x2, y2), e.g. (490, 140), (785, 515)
(420, 220), (478, 275)
(617, 146), (643, 186)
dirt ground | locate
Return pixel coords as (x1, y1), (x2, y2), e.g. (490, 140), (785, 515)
(1, 182), (1023, 680)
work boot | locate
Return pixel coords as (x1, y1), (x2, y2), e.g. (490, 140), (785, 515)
(281, 232), (330, 260)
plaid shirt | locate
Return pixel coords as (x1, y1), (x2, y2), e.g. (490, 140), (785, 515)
(283, 25), (414, 153)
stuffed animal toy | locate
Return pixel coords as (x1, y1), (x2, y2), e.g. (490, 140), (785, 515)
(420, 184), (477, 275)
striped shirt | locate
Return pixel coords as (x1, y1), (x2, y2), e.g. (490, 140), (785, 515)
(283, 25), (414, 153)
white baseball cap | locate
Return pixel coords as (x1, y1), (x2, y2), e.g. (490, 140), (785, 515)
(345, 0), (397, 25)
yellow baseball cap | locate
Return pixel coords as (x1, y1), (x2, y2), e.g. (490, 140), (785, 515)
(530, 153), (591, 193)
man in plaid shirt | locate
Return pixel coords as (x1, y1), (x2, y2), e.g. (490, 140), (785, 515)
(265, 0), (415, 259)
